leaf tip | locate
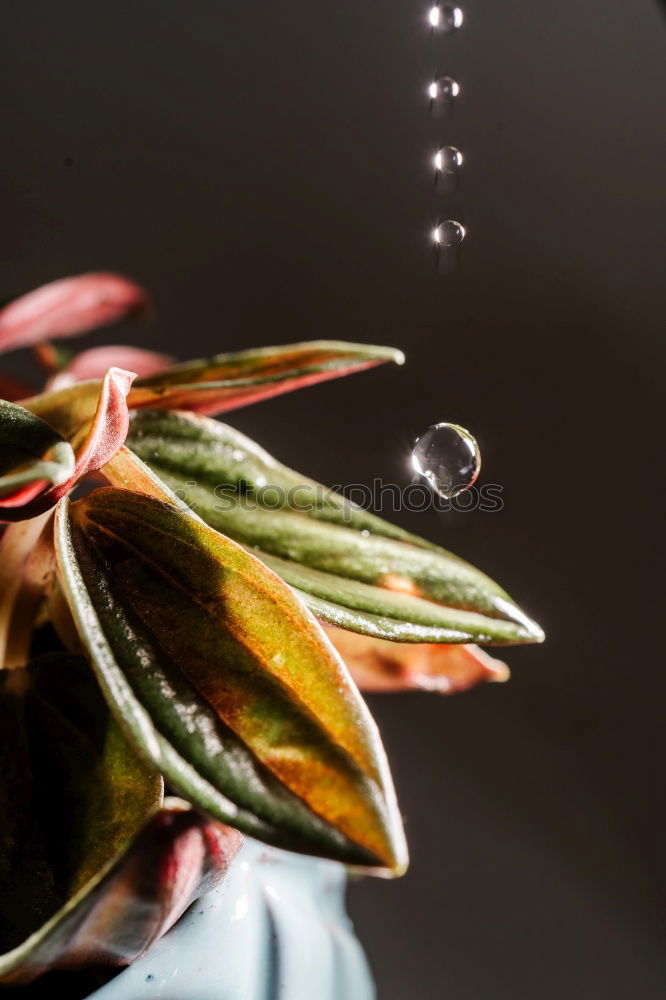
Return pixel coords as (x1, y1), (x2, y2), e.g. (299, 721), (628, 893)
(491, 595), (545, 645)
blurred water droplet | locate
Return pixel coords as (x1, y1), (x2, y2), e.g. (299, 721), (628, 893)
(428, 5), (464, 31)
(434, 146), (463, 175)
(428, 75), (460, 103)
(432, 220), (465, 246)
(411, 423), (480, 499)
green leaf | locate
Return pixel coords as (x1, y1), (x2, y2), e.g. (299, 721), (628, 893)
(126, 409), (543, 646)
(245, 551), (538, 645)
(126, 407), (420, 543)
(0, 401), (74, 512)
(126, 340), (405, 415)
(0, 653), (163, 982)
(54, 488), (407, 875)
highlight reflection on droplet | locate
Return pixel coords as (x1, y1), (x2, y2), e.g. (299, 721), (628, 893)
(428, 5), (464, 32)
(434, 146), (463, 175)
(427, 75), (460, 110)
(432, 220), (466, 247)
(411, 423), (480, 499)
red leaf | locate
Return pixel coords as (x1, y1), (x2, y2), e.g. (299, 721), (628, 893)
(0, 273), (150, 354)
(323, 626), (510, 693)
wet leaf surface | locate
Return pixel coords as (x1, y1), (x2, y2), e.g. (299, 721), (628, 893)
(54, 489), (407, 874)
(126, 409), (543, 646)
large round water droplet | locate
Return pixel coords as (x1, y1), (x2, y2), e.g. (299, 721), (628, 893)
(427, 75), (460, 108)
(434, 146), (463, 175)
(411, 423), (480, 499)
(432, 220), (466, 246)
(428, 5), (464, 31)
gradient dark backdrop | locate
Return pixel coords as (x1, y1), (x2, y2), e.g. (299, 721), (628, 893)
(2, 2), (665, 997)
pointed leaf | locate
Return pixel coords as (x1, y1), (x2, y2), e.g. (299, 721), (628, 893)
(125, 409), (543, 645)
(125, 340), (404, 415)
(323, 627), (510, 693)
(249, 551), (538, 645)
(54, 488), (407, 875)
(0, 273), (150, 355)
(51, 367), (135, 495)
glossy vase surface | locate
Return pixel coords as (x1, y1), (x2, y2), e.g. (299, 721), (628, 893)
(89, 839), (375, 1000)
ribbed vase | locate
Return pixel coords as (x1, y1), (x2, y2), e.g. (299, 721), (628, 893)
(89, 839), (375, 1000)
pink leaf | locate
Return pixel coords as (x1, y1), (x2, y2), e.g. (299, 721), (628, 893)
(0, 273), (150, 355)
(48, 367), (136, 502)
(47, 345), (173, 391)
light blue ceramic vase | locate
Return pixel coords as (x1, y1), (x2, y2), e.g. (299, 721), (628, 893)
(88, 839), (375, 1000)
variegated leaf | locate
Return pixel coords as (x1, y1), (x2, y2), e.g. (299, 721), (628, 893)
(54, 489), (407, 875)
(125, 409), (543, 646)
(126, 340), (404, 415)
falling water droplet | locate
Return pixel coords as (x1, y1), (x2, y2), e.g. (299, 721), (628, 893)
(432, 220), (466, 246)
(434, 146), (463, 175)
(427, 75), (460, 109)
(428, 75), (460, 103)
(411, 423), (481, 499)
(428, 5), (464, 31)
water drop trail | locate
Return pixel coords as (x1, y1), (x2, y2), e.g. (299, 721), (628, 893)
(424, 5), (467, 270)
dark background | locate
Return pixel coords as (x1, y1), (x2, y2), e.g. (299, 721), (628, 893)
(1, 1), (665, 997)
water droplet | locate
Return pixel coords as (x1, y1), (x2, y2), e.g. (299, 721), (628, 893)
(434, 146), (463, 175)
(427, 75), (460, 108)
(432, 220), (466, 246)
(428, 5), (464, 31)
(411, 423), (480, 499)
